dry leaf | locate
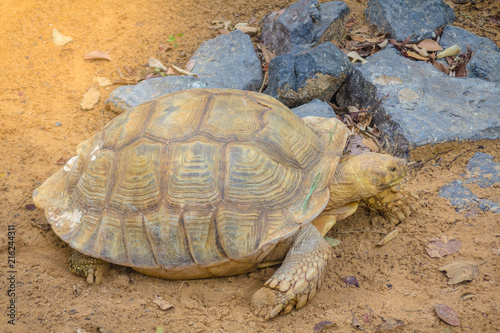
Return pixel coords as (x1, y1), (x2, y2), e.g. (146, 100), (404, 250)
(377, 228), (399, 246)
(171, 64), (197, 76)
(52, 28), (72, 46)
(412, 44), (429, 57)
(405, 50), (429, 61)
(164, 67), (176, 75)
(425, 237), (462, 258)
(347, 51), (368, 64)
(25, 203), (37, 210)
(437, 44), (461, 59)
(148, 58), (168, 72)
(256, 44), (276, 64)
(235, 25), (259, 35)
(433, 62), (450, 74)
(185, 60), (196, 72)
(80, 86), (100, 110)
(92, 77), (112, 87)
(434, 304), (460, 326)
(417, 39), (443, 51)
(55, 157), (67, 165)
(313, 321), (335, 333)
(152, 296), (174, 311)
(83, 51), (111, 61)
(211, 17), (231, 30)
(438, 260), (479, 284)
(346, 135), (371, 155)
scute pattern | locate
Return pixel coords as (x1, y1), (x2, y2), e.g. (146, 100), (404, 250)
(39, 89), (336, 271)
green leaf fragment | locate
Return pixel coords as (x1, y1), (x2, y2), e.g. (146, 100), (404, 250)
(155, 327), (165, 333)
(324, 237), (341, 247)
(328, 122), (337, 144)
(301, 172), (321, 211)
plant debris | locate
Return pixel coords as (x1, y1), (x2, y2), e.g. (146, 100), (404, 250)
(52, 28), (72, 46)
(83, 50), (111, 61)
(375, 318), (405, 331)
(438, 260), (479, 284)
(152, 296), (174, 311)
(55, 157), (67, 165)
(343, 276), (359, 288)
(425, 237), (462, 258)
(80, 86), (100, 110)
(25, 203), (37, 210)
(434, 304), (460, 326)
(376, 228), (399, 246)
(313, 321), (336, 333)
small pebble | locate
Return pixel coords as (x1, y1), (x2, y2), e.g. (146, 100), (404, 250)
(55, 122), (62, 126)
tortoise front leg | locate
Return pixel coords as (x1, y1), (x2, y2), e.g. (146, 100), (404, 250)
(69, 250), (110, 284)
(251, 224), (331, 319)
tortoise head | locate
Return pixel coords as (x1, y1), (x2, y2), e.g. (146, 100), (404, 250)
(350, 152), (408, 195)
(327, 152), (408, 208)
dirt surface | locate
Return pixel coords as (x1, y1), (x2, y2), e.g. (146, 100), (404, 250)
(1, 0), (499, 332)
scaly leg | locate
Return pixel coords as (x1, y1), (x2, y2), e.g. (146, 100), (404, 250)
(251, 224), (331, 319)
(69, 250), (110, 284)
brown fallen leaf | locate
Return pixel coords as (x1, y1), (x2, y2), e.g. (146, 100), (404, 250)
(433, 62), (450, 74)
(83, 51), (111, 61)
(313, 321), (336, 333)
(417, 39), (443, 52)
(438, 260), (479, 284)
(434, 304), (460, 326)
(406, 50), (428, 61)
(80, 86), (100, 110)
(345, 135), (371, 155)
(425, 237), (462, 258)
(55, 157), (67, 165)
(25, 203), (37, 210)
(256, 44), (276, 64)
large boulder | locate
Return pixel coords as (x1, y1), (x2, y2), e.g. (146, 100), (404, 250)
(365, 0), (455, 42)
(189, 30), (263, 91)
(265, 42), (353, 108)
(336, 46), (500, 156)
(260, 0), (349, 56)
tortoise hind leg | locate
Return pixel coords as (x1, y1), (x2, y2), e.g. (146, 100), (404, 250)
(251, 224), (331, 319)
(69, 250), (110, 284)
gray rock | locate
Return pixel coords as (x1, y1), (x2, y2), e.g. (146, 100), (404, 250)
(463, 152), (500, 188)
(336, 46), (500, 156)
(189, 30), (263, 91)
(106, 76), (205, 112)
(365, 0), (455, 42)
(440, 25), (500, 82)
(439, 152), (500, 214)
(291, 99), (336, 118)
(260, 0), (349, 56)
(439, 180), (499, 213)
(265, 42), (353, 108)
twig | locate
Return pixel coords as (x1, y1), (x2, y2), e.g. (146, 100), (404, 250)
(445, 148), (474, 167)
(459, 12), (498, 35)
(259, 71), (268, 93)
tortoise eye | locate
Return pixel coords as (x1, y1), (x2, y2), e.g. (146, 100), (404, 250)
(390, 166), (396, 172)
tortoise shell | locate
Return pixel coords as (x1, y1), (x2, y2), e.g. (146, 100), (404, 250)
(33, 89), (344, 279)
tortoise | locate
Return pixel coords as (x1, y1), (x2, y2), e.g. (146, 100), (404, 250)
(33, 88), (411, 319)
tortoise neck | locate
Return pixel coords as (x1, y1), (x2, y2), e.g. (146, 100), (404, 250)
(326, 157), (373, 209)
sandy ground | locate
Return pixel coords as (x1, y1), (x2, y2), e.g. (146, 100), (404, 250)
(0, 0), (499, 332)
